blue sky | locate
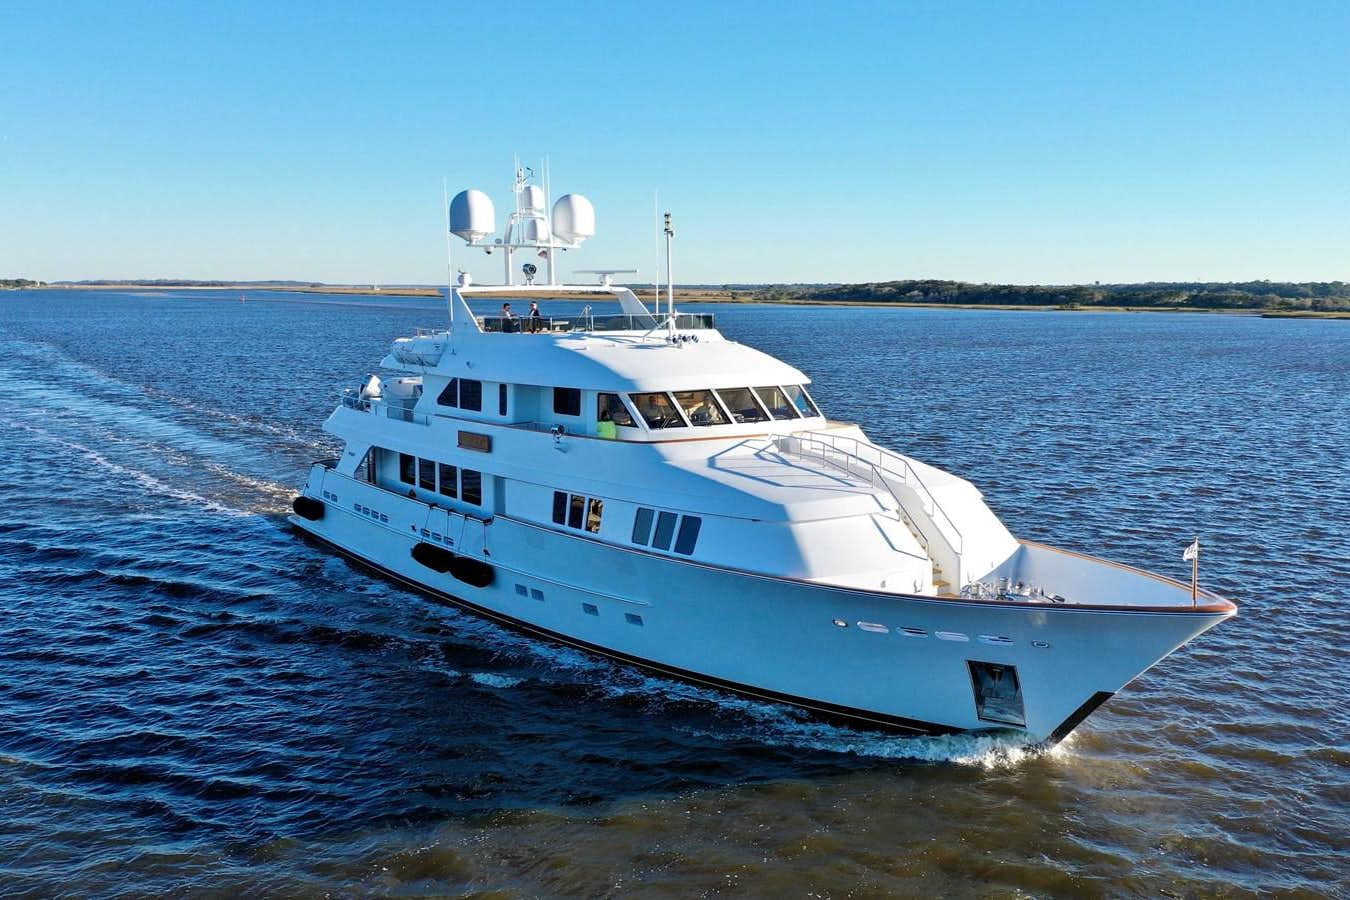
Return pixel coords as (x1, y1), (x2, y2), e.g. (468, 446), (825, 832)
(2, 1), (1347, 285)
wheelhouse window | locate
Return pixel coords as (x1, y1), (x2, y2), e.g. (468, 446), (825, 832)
(554, 387), (582, 416)
(597, 392), (635, 427)
(672, 389), (729, 427)
(437, 377), (482, 411)
(715, 387), (768, 424)
(399, 453), (416, 485)
(783, 384), (821, 418)
(753, 385), (800, 420)
(630, 392), (686, 429)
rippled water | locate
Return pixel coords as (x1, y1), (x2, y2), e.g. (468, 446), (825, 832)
(1, 290), (1345, 896)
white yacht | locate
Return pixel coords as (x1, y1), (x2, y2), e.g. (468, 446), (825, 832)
(290, 168), (1235, 744)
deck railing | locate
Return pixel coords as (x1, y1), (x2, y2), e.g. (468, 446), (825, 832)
(340, 393), (429, 425)
(478, 312), (714, 334)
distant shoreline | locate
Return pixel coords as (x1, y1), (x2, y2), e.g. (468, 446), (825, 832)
(19, 282), (1350, 318)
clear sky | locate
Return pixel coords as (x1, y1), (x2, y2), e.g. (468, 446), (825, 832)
(2, 1), (1347, 285)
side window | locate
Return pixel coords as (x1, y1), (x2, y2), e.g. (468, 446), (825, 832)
(585, 498), (603, 534)
(554, 387), (582, 416)
(438, 464), (458, 498)
(652, 511), (678, 550)
(568, 493), (585, 529)
(674, 516), (702, 555)
(436, 378), (459, 408)
(459, 379), (482, 412)
(784, 384), (821, 418)
(597, 392), (635, 427)
(461, 469), (482, 505)
(714, 387), (768, 424)
(399, 453), (416, 485)
(552, 490), (568, 524)
(630, 392), (686, 429)
(632, 508), (655, 544)
(418, 458), (437, 491)
(753, 385), (800, 420)
(498, 383), (508, 416)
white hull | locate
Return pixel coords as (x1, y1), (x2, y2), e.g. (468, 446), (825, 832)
(292, 466), (1232, 743)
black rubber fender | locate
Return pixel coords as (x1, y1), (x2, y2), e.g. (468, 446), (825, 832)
(411, 542), (456, 573)
(449, 555), (495, 588)
(292, 495), (325, 521)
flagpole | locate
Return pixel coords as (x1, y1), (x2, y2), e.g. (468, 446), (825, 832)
(1191, 535), (1198, 607)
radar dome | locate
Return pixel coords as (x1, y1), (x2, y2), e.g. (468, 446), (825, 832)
(520, 184), (546, 213)
(449, 189), (495, 243)
(551, 194), (595, 245)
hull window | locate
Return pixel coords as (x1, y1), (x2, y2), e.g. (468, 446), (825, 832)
(968, 661), (1026, 727)
(673, 515), (702, 554)
(652, 512), (678, 550)
(632, 508), (655, 544)
(585, 498), (603, 533)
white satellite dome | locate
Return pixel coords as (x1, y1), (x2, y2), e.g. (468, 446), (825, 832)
(551, 194), (595, 245)
(449, 189), (495, 243)
(521, 216), (550, 243)
(520, 184), (546, 212)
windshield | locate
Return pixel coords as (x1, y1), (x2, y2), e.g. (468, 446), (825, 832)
(753, 385), (800, 420)
(672, 390), (730, 426)
(630, 392), (687, 429)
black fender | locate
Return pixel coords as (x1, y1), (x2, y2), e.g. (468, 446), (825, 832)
(292, 495), (325, 521)
(411, 541), (456, 573)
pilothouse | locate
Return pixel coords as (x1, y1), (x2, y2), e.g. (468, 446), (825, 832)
(291, 164), (1236, 743)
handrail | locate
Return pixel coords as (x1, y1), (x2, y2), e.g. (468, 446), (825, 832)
(774, 431), (964, 555)
(339, 393), (429, 426)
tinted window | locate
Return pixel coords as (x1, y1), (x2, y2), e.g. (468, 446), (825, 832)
(784, 384), (821, 418)
(498, 383), (508, 416)
(674, 515), (702, 554)
(753, 386), (800, 420)
(459, 379), (482, 412)
(715, 387), (768, 423)
(552, 490), (568, 524)
(632, 507), (655, 544)
(585, 498), (603, 534)
(436, 378), (459, 407)
(438, 464), (458, 498)
(597, 392), (635, 427)
(652, 511), (677, 550)
(418, 458), (436, 491)
(568, 493), (585, 528)
(461, 469), (482, 505)
(630, 392), (685, 429)
(399, 453), (416, 484)
(673, 389), (729, 426)
(554, 387), (582, 416)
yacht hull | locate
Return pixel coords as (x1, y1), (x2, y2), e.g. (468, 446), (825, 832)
(291, 470), (1232, 743)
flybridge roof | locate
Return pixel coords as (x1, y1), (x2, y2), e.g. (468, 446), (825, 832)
(381, 284), (811, 392)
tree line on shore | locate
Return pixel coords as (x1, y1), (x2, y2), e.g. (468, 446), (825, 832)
(750, 280), (1350, 311)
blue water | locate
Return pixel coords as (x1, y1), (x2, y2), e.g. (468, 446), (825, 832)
(1, 289), (1346, 896)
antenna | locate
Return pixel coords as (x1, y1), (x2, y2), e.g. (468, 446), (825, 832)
(442, 177), (454, 326)
(652, 190), (660, 317)
(543, 155), (556, 285)
(664, 212), (674, 320)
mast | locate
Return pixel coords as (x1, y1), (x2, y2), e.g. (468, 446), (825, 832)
(442, 177), (455, 327)
(664, 212), (674, 320)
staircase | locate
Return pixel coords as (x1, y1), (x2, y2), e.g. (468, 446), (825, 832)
(774, 431), (966, 594)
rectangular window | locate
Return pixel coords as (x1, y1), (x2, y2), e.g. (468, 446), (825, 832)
(461, 469), (482, 505)
(438, 464), (458, 498)
(714, 387), (768, 424)
(630, 392), (686, 429)
(552, 490), (568, 524)
(673, 389), (730, 427)
(784, 384), (821, 418)
(498, 383), (508, 416)
(399, 453), (416, 485)
(554, 387), (582, 416)
(753, 385), (800, 420)
(568, 493), (585, 529)
(652, 511), (678, 550)
(674, 515), (702, 555)
(459, 378), (482, 412)
(585, 498), (603, 534)
(418, 458), (436, 491)
(582, 603), (599, 616)
(436, 378), (459, 408)
(597, 392), (635, 427)
(632, 507), (655, 544)
(625, 613), (644, 626)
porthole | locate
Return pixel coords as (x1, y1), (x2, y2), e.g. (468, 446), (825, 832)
(900, 627), (928, 638)
(583, 603), (599, 616)
(832, 618), (848, 628)
(857, 622), (889, 634)
(936, 631), (970, 642)
(978, 634), (1014, 646)
(515, 584), (529, 597)
(1031, 639), (1051, 649)
(625, 613), (644, 626)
